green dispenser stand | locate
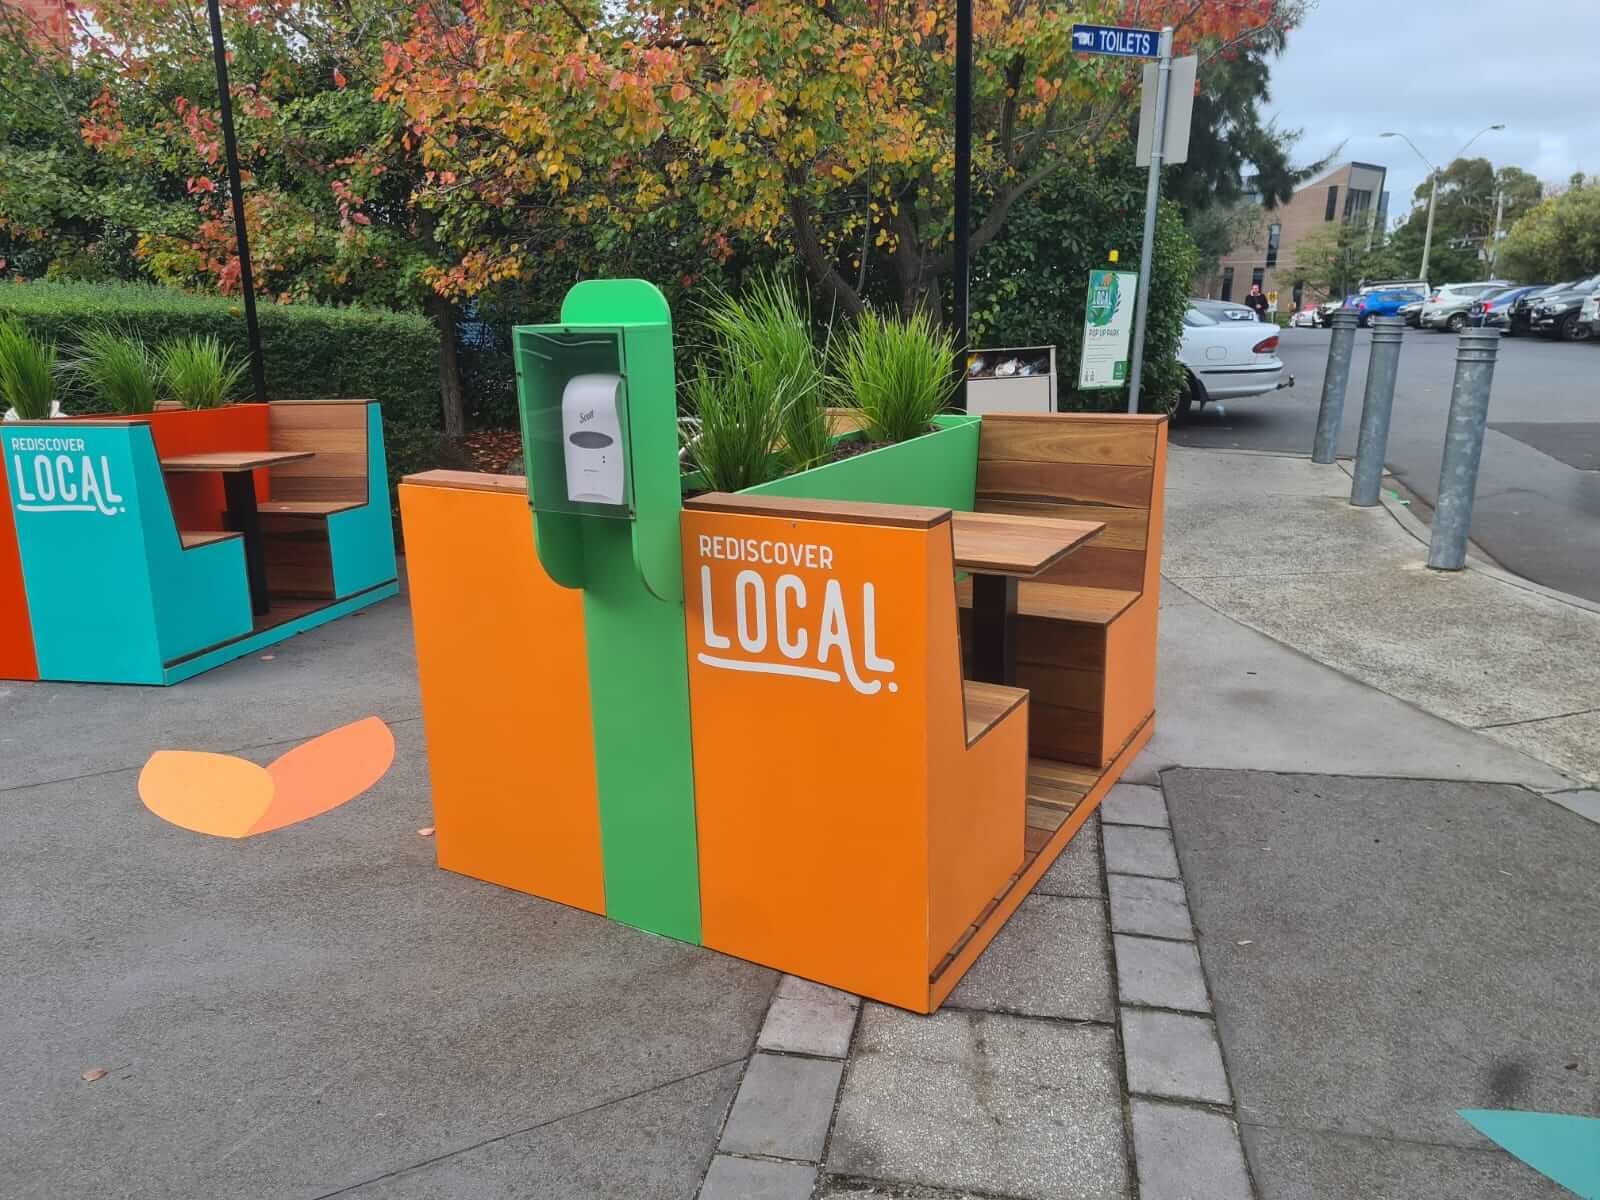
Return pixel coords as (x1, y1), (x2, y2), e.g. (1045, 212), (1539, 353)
(513, 279), (700, 942)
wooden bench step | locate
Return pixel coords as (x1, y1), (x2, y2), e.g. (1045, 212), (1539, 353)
(258, 499), (363, 516)
(963, 680), (1028, 745)
(956, 579), (1139, 626)
(178, 530), (240, 549)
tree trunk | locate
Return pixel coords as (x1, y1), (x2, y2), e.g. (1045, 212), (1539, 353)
(426, 292), (467, 439)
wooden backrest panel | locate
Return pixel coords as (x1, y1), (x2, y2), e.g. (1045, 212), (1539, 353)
(975, 414), (1165, 593)
(268, 400), (370, 503)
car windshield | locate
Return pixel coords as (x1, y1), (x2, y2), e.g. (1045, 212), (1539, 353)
(1183, 309), (1218, 327)
(1576, 274), (1600, 293)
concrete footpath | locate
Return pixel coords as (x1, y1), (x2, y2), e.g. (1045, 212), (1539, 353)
(1, 445), (1596, 1199)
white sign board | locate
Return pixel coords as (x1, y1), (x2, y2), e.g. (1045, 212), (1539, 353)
(1078, 270), (1139, 391)
(1136, 54), (1197, 167)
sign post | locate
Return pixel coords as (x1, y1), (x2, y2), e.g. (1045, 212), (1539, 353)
(1125, 25), (1173, 415)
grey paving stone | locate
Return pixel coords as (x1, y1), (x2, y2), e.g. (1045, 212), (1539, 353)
(1100, 783), (1170, 828)
(1121, 1008), (1231, 1103)
(1103, 824), (1181, 878)
(777, 974), (861, 1009)
(701, 1155), (818, 1200)
(759, 991), (858, 1058)
(947, 895), (1115, 1020)
(828, 1007), (1127, 1200)
(1113, 935), (1211, 1012)
(1033, 815), (1102, 897)
(817, 1182), (989, 1199)
(720, 1052), (844, 1161)
(1109, 873), (1194, 940)
(1131, 1099), (1252, 1200)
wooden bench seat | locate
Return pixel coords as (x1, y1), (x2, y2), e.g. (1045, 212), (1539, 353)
(966, 413), (1168, 768)
(258, 499), (363, 516)
(178, 530), (240, 549)
(963, 680), (1028, 745)
(957, 578), (1139, 625)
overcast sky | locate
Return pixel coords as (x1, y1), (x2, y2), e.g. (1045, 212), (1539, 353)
(1260, 1), (1596, 225)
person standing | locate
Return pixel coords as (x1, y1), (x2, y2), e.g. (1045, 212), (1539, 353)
(1245, 282), (1270, 321)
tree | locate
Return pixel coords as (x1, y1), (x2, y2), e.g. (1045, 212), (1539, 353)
(0, 0), (480, 434)
(379, 0), (1301, 322)
(1498, 184), (1600, 283)
(1290, 221), (1374, 300)
(1184, 203), (1264, 278)
(1379, 157), (1542, 284)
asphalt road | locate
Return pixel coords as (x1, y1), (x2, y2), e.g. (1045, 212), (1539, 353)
(1173, 324), (1600, 603)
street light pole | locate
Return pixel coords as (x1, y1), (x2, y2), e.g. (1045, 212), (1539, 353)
(1379, 123), (1504, 288)
(950, 0), (972, 412)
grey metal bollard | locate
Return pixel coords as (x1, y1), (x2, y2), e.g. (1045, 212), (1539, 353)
(1427, 329), (1502, 570)
(1312, 309), (1359, 463)
(1349, 316), (1406, 507)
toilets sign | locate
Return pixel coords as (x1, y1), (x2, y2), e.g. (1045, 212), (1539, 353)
(1070, 23), (1161, 58)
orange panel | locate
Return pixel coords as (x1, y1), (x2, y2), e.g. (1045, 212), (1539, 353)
(399, 480), (605, 915)
(924, 521), (1026, 969)
(0, 464), (38, 679)
(686, 510), (935, 1010)
(685, 507), (1030, 1012)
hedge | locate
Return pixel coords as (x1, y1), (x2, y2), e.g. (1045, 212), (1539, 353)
(0, 281), (443, 491)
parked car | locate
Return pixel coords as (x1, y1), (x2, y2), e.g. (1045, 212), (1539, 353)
(1315, 296), (1358, 327)
(1420, 281), (1515, 332)
(1398, 299), (1424, 327)
(1470, 285), (1544, 328)
(1348, 287), (1426, 327)
(1530, 274), (1600, 340)
(1175, 307), (1292, 421)
(1190, 298), (1260, 322)
(1506, 282), (1572, 336)
(1580, 292), (1600, 339)
(1289, 304), (1318, 328)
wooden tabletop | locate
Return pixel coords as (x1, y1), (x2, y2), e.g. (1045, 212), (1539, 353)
(952, 510), (1103, 577)
(160, 450), (315, 473)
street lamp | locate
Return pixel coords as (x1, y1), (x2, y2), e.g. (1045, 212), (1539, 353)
(1379, 123), (1504, 287)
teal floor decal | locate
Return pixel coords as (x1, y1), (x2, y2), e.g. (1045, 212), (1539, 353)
(1459, 1109), (1600, 1198)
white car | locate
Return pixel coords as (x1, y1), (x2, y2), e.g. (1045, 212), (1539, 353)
(1580, 292), (1600, 339)
(1420, 281), (1512, 332)
(1290, 304), (1318, 328)
(1175, 307), (1291, 420)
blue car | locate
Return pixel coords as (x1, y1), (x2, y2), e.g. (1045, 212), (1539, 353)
(1348, 288), (1426, 328)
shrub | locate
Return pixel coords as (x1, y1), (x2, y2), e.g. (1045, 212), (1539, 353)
(158, 335), (247, 410)
(832, 308), (957, 444)
(682, 357), (794, 493)
(699, 272), (830, 472)
(70, 328), (157, 414)
(969, 158), (1199, 415)
(0, 281), (440, 490)
(0, 320), (57, 419)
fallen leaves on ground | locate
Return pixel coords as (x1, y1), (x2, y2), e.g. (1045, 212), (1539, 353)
(82, 1068), (108, 1083)
(460, 430), (523, 475)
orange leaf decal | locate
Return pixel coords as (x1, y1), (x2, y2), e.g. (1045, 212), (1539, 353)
(139, 751), (275, 838)
(251, 717), (396, 835)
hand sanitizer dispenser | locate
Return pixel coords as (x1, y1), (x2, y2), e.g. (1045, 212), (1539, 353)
(561, 373), (625, 505)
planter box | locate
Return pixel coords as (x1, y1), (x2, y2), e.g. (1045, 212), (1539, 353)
(738, 414), (979, 511)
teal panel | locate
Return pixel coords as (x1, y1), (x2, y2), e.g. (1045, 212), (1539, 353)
(165, 581), (398, 683)
(5, 424), (164, 683)
(134, 433), (253, 665)
(1459, 1110), (1600, 1198)
(742, 414), (980, 511)
(327, 404), (399, 597)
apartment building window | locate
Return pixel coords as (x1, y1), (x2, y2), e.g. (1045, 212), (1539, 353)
(1251, 267), (1265, 289)
(1325, 186), (1339, 221)
(1345, 189), (1371, 221)
(1266, 223), (1281, 268)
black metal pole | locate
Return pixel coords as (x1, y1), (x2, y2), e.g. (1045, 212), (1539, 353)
(951, 0), (972, 411)
(205, 0), (267, 404)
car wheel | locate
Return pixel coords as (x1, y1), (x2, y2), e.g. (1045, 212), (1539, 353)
(1560, 312), (1588, 341)
(1446, 312), (1467, 333)
(1167, 373), (1199, 424)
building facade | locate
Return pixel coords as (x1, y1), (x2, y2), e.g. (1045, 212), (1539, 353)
(1199, 162), (1389, 314)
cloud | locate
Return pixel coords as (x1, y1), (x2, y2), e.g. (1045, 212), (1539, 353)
(1263, 1), (1596, 221)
